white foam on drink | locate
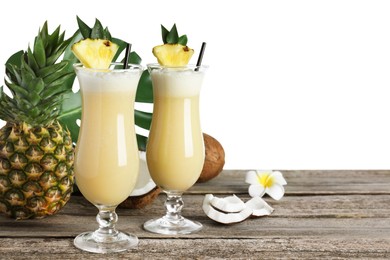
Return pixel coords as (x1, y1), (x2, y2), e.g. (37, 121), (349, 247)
(76, 69), (141, 93)
(151, 69), (205, 97)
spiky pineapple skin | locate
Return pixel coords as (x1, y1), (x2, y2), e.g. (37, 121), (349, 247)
(0, 120), (74, 219)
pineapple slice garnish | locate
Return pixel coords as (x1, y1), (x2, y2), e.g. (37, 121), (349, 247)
(72, 38), (119, 69)
(153, 24), (194, 66)
(153, 44), (194, 66)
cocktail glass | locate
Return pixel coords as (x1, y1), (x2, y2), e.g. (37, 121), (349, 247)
(73, 63), (142, 253)
(143, 64), (208, 235)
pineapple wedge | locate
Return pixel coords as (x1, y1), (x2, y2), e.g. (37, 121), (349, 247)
(72, 38), (119, 69)
(153, 44), (194, 66)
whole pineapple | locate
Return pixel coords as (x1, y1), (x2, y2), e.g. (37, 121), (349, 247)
(0, 22), (75, 219)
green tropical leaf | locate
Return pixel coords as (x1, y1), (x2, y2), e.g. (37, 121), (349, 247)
(129, 52), (142, 65)
(58, 91), (81, 142)
(136, 70), (153, 103)
(135, 110), (152, 130)
(5, 51), (24, 83)
(136, 134), (148, 151)
(111, 37), (128, 62)
(56, 29), (81, 139)
(6, 50), (23, 68)
(64, 30), (83, 61)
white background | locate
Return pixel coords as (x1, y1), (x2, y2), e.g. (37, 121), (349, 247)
(0, 0), (390, 170)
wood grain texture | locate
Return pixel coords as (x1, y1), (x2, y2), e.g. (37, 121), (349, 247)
(188, 170), (390, 194)
(1, 237), (389, 259)
(0, 170), (389, 259)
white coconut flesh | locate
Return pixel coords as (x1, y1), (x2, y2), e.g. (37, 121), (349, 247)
(210, 194), (246, 213)
(130, 151), (157, 196)
(202, 194), (253, 224)
(245, 197), (274, 216)
(203, 194), (274, 224)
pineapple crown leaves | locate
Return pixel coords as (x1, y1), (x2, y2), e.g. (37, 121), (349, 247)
(161, 24), (188, 45)
(0, 21), (76, 126)
(74, 16), (141, 66)
(76, 16), (112, 40)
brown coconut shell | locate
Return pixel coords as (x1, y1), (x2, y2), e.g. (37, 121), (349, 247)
(197, 133), (225, 183)
(119, 186), (161, 209)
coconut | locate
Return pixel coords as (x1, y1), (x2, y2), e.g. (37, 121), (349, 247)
(120, 186), (160, 209)
(203, 194), (252, 224)
(119, 151), (161, 209)
(246, 197), (274, 217)
(202, 194), (274, 224)
(197, 133), (225, 183)
(210, 194), (246, 213)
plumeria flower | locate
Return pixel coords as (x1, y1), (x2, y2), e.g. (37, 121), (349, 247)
(245, 170), (287, 200)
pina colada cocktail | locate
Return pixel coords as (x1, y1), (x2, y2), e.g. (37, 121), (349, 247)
(75, 73), (139, 206)
(143, 23), (208, 235)
(144, 64), (207, 235)
(146, 69), (205, 192)
(73, 63), (142, 253)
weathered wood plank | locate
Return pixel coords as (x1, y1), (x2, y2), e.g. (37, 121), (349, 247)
(190, 170), (390, 195)
(1, 194), (389, 239)
(1, 170), (389, 258)
(0, 237), (389, 259)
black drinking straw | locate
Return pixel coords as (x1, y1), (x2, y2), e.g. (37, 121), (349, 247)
(195, 42), (206, 71)
(123, 43), (132, 69)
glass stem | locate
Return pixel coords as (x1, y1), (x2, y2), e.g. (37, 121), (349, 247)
(163, 192), (184, 224)
(94, 206), (119, 242)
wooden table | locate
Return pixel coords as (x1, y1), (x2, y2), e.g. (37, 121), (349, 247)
(1, 170), (389, 259)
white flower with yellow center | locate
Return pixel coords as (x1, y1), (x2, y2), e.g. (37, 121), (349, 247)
(245, 170), (287, 200)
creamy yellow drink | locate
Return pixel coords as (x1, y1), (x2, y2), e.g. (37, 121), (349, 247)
(146, 67), (205, 192)
(143, 24), (207, 235)
(71, 22), (141, 252)
(74, 65), (141, 206)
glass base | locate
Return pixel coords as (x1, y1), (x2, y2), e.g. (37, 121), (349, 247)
(143, 216), (202, 235)
(74, 231), (138, 254)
